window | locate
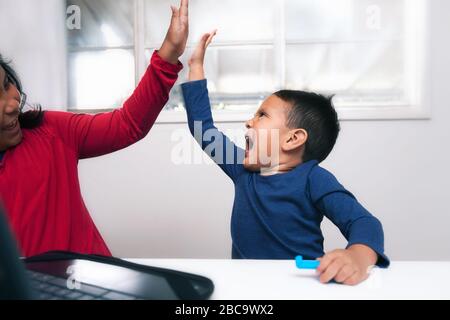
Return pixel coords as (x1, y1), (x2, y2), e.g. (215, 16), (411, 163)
(67, 0), (135, 110)
(67, 0), (429, 120)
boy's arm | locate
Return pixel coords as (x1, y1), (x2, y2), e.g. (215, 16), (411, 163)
(181, 32), (246, 181)
(308, 167), (390, 285)
(315, 192), (389, 285)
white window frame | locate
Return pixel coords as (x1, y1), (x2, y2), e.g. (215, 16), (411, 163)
(70, 0), (431, 122)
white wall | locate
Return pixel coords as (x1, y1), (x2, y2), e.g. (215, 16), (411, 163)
(0, 0), (67, 110)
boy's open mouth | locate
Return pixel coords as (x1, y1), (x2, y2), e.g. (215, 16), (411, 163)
(245, 134), (254, 153)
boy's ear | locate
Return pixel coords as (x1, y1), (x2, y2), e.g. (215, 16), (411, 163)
(281, 128), (308, 152)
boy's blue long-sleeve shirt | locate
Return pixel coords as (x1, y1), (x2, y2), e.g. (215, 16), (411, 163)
(181, 79), (390, 268)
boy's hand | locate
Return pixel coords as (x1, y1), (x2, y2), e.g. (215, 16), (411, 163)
(317, 244), (378, 286)
(188, 30), (217, 81)
(158, 0), (189, 65)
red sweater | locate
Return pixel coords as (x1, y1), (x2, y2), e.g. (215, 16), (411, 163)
(0, 51), (182, 257)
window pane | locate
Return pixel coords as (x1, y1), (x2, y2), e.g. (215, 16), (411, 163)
(67, 0), (134, 48)
(285, 41), (405, 105)
(146, 46), (275, 111)
(144, 0), (276, 47)
(205, 47), (276, 94)
(69, 49), (135, 109)
(286, 0), (405, 41)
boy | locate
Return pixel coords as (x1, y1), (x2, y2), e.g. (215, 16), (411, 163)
(181, 31), (389, 285)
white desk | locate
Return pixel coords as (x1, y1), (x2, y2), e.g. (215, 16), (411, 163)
(128, 259), (450, 300)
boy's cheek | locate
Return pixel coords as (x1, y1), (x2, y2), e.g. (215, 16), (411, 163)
(243, 130), (282, 169)
(250, 138), (281, 168)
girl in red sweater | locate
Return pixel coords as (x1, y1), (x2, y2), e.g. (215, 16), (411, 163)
(0, 0), (189, 257)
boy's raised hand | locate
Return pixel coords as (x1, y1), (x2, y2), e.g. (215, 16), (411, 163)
(158, 0), (189, 65)
(188, 30), (217, 81)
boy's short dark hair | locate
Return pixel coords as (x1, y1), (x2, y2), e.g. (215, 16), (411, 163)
(274, 90), (340, 163)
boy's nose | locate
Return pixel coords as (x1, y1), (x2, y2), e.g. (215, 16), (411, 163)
(245, 118), (253, 129)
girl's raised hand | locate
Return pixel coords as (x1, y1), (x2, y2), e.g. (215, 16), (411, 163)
(158, 0), (189, 64)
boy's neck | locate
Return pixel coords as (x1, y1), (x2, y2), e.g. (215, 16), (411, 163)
(260, 159), (304, 176)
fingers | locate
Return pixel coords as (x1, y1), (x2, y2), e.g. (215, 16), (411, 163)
(196, 30), (216, 51)
(192, 34), (209, 54)
(317, 250), (352, 284)
(316, 251), (340, 274)
(343, 272), (366, 286)
(318, 259), (345, 283)
(316, 250), (368, 285)
(179, 0), (189, 22)
(170, 5), (179, 19)
(334, 265), (357, 283)
(205, 29), (217, 48)
(200, 33), (210, 43)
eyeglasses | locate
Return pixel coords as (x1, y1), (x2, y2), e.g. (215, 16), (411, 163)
(19, 92), (34, 113)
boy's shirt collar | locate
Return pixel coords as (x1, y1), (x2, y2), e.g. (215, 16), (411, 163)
(257, 160), (319, 177)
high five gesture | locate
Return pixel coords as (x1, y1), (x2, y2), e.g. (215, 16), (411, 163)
(158, 0), (189, 64)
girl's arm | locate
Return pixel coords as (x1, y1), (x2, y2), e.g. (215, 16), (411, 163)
(47, 0), (189, 159)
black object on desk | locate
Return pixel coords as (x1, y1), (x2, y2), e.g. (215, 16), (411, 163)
(0, 205), (214, 300)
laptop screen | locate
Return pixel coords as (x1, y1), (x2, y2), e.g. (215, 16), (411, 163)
(0, 205), (33, 299)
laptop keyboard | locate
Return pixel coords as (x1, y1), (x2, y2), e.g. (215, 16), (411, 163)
(26, 270), (142, 300)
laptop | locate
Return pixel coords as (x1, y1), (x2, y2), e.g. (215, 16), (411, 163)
(0, 205), (214, 300)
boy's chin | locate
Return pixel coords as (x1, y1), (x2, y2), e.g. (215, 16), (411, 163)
(243, 158), (261, 172)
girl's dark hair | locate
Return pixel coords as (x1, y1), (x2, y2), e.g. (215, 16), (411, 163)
(0, 54), (44, 129)
(274, 90), (340, 163)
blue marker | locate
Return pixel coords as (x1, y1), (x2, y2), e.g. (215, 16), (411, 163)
(295, 256), (320, 269)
